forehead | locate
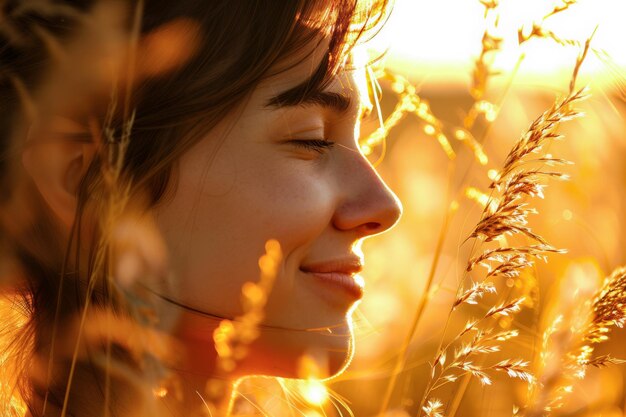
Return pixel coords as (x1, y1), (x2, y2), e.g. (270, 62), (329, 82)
(253, 37), (371, 112)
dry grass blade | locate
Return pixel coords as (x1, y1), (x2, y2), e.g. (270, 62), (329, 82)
(468, 245), (566, 274)
(581, 354), (626, 368)
(423, 398), (445, 417)
(521, 267), (626, 417)
(208, 240), (282, 412)
(491, 359), (533, 382)
(465, 0), (502, 133)
(425, 322), (527, 402)
(485, 298), (525, 318)
(586, 266), (626, 342)
(568, 266), (626, 380)
(363, 69), (491, 165)
(362, 70), (458, 161)
(517, 0), (580, 47)
(453, 282), (496, 309)
(464, 86), (586, 286)
(495, 90), (585, 184)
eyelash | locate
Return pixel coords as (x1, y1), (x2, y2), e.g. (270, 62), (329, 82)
(289, 138), (335, 154)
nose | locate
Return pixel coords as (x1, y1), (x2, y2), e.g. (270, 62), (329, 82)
(332, 151), (402, 238)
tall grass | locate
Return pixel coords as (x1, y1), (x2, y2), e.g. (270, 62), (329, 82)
(2, 1), (626, 416)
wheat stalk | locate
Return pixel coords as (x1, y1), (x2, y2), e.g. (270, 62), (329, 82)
(377, 2), (592, 414)
(517, 0), (580, 48)
(362, 69), (458, 161)
(464, 0), (502, 133)
(522, 267), (626, 417)
(418, 32), (590, 417)
(585, 267), (626, 343)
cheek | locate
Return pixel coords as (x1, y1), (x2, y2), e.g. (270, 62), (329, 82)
(253, 165), (335, 244)
(154, 146), (335, 316)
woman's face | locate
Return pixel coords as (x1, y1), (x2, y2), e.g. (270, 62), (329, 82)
(153, 46), (402, 378)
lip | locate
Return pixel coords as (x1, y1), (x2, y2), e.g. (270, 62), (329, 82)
(300, 258), (364, 300)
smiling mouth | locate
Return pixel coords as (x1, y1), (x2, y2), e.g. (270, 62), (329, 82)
(299, 258), (365, 300)
(302, 271), (364, 301)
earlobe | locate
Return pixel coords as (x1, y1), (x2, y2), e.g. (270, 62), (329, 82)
(22, 120), (98, 229)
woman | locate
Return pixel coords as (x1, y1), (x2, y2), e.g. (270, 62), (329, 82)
(0, 0), (401, 415)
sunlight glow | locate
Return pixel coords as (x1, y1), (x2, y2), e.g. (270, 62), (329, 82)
(368, 0), (626, 85)
(301, 379), (328, 406)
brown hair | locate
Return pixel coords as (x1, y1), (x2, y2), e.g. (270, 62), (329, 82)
(0, 0), (390, 415)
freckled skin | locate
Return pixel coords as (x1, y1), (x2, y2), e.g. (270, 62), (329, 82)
(153, 46), (402, 382)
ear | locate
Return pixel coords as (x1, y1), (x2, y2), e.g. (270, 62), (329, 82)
(22, 117), (98, 229)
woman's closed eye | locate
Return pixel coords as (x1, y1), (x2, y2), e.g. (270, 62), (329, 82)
(287, 138), (335, 154)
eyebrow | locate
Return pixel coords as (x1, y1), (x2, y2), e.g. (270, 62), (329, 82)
(265, 84), (352, 114)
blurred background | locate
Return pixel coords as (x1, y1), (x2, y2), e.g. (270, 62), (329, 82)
(242, 0), (626, 416)
(3, 0), (625, 416)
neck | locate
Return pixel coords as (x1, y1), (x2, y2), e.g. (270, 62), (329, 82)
(161, 307), (237, 416)
(158, 373), (235, 417)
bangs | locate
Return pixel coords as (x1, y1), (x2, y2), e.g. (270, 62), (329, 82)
(264, 0), (390, 100)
